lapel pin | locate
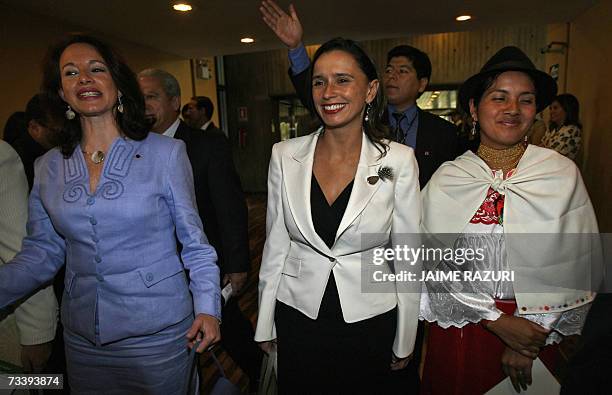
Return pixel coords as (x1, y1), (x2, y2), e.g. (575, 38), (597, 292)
(377, 166), (394, 182)
(368, 166), (394, 185)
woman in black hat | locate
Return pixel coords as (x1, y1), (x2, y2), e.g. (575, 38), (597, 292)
(419, 47), (599, 394)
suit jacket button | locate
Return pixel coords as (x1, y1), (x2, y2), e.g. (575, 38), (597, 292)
(329, 257), (335, 262)
(95, 256), (102, 263)
(86, 197), (95, 205)
(96, 274), (104, 282)
(146, 273), (154, 282)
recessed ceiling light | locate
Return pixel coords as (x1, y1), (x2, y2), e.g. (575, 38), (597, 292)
(173, 3), (192, 12)
(456, 15), (472, 21)
(241, 37), (255, 43)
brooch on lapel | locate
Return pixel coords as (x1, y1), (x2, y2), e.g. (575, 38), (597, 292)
(367, 166), (394, 185)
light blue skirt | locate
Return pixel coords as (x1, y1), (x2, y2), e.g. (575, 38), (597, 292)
(64, 315), (197, 394)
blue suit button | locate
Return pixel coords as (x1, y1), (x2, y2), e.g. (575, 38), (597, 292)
(146, 273), (154, 282)
(96, 274), (104, 282)
(89, 217), (97, 225)
(92, 235), (99, 243)
(95, 256), (102, 263)
(86, 197), (95, 205)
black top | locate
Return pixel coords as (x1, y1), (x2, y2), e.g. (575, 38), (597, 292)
(311, 175), (353, 249)
(311, 175), (354, 319)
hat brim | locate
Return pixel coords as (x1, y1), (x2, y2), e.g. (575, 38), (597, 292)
(458, 67), (557, 113)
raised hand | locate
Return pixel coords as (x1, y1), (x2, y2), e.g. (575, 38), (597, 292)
(260, 0), (303, 49)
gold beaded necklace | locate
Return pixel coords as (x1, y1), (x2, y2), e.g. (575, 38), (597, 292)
(477, 142), (526, 175)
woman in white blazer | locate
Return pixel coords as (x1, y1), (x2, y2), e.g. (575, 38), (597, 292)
(255, 38), (422, 393)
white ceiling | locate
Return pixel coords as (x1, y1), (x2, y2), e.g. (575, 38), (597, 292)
(0, 0), (598, 57)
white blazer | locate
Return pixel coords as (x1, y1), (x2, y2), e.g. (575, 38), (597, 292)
(255, 130), (422, 358)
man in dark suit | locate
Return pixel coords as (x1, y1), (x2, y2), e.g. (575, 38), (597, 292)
(260, 0), (462, 187)
(138, 69), (263, 389)
(183, 96), (225, 136)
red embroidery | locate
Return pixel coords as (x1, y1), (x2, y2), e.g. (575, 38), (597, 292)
(470, 188), (505, 225)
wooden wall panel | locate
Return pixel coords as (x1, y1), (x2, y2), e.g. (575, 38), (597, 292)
(225, 25), (547, 192)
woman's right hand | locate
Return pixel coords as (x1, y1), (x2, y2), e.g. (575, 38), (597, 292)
(259, 340), (277, 354)
(485, 315), (549, 358)
(259, 0), (303, 49)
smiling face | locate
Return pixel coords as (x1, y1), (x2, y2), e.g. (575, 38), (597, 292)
(311, 50), (378, 133)
(383, 56), (428, 111)
(58, 43), (119, 118)
(469, 71), (537, 149)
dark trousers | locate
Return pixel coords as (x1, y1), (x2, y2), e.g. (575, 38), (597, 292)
(220, 297), (263, 385)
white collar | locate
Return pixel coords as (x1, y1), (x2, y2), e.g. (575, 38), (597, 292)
(162, 118), (181, 138)
(200, 120), (212, 131)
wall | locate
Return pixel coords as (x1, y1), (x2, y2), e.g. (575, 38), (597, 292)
(565, 0), (612, 231)
(225, 25), (547, 192)
(0, 4), (218, 136)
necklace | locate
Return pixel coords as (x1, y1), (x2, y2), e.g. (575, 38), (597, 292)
(82, 150), (105, 164)
(477, 142), (526, 175)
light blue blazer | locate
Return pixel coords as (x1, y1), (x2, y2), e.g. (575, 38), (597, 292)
(0, 132), (221, 344)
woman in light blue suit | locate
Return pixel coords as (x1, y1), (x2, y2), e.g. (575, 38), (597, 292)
(255, 38), (422, 393)
(0, 35), (221, 394)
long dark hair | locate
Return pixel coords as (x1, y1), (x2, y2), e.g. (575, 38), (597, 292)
(41, 34), (148, 157)
(549, 93), (581, 130)
(311, 38), (389, 155)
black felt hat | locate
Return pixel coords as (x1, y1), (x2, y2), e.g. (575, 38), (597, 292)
(458, 46), (557, 113)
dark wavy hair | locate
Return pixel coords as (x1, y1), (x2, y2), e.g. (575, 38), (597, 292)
(311, 37), (389, 156)
(41, 34), (147, 157)
(550, 93), (581, 130)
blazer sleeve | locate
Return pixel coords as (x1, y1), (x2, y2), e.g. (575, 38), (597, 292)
(0, 145), (58, 344)
(390, 146), (423, 358)
(165, 140), (221, 320)
(0, 155), (66, 310)
(255, 144), (291, 342)
(289, 66), (315, 115)
(206, 135), (250, 274)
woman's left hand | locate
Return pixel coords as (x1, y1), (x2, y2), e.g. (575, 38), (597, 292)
(501, 346), (534, 392)
(390, 352), (413, 370)
(186, 313), (221, 353)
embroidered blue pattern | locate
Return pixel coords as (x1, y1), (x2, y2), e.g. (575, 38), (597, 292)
(62, 138), (135, 203)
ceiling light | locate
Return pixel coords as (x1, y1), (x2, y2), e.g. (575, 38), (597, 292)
(241, 37), (255, 43)
(456, 15), (472, 21)
(173, 3), (192, 12)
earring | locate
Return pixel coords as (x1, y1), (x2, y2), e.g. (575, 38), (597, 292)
(117, 95), (124, 114)
(364, 102), (371, 122)
(65, 105), (76, 120)
(470, 120), (477, 138)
